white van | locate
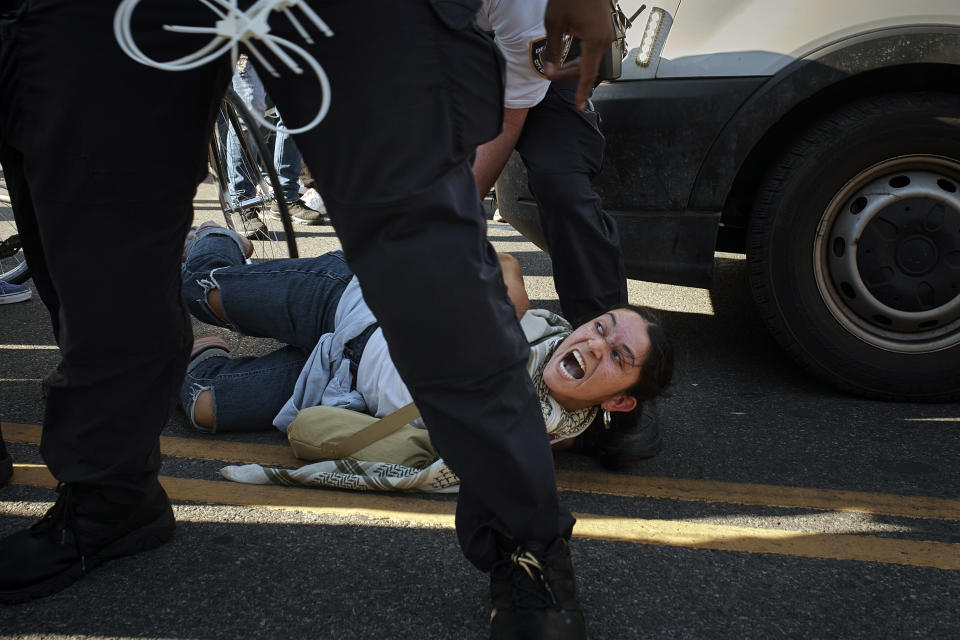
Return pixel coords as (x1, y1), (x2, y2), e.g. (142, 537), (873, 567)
(496, 0), (960, 402)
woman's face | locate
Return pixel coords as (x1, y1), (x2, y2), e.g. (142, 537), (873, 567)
(542, 309), (650, 412)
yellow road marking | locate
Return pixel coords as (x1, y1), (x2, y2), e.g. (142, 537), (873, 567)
(5, 422), (959, 522)
(555, 471), (960, 522)
(8, 464), (454, 522)
(162, 436), (301, 468)
(3, 422), (301, 468)
(8, 465), (960, 572)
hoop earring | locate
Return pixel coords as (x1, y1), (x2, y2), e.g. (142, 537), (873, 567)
(603, 410), (612, 429)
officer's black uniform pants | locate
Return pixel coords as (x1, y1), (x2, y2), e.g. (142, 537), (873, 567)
(0, 0), (573, 571)
(516, 81), (628, 325)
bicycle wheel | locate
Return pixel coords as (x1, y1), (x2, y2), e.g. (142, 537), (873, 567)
(0, 167), (30, 284)
(208, 88), (299, 260)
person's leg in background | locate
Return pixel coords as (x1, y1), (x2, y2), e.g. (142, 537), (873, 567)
(224, 55), (268, 235)
(229, 59), (322, 227)
(227, 58), (265, 200)
(0, 0), (231, 603)
(272, 118), (302, 206)
(271, 115), (325, 224)
(260, 3), (584, 637)
(516, 81), (627, 325)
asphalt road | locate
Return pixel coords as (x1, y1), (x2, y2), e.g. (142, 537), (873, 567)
(1, 180), (959, 639)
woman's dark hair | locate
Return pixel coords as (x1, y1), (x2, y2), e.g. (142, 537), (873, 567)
(572, 304), (674, 470)
(611, 304), (674, 404)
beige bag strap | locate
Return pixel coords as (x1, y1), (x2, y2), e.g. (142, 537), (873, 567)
(329, 401), (421, 459)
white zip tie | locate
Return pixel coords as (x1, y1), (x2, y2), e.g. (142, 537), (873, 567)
(113, 0), (332, 135)
(282, 7), (312, 44)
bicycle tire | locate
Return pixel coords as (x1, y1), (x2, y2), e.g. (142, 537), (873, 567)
(0, 168), (30, 284)
(208, 88), (299, 260)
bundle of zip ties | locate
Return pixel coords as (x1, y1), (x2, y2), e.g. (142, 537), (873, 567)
(113, 0), (333, 134)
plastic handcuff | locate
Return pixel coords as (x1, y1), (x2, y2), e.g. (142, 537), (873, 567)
(114, 0), (332, 135)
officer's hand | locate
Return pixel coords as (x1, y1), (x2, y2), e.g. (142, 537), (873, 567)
(542, 0), (614, 110)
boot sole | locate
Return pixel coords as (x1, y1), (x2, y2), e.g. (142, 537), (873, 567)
(0, 290), (31, 304)
(0, 506), (175, 605)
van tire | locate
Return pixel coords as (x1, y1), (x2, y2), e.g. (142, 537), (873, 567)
(747, 92), (960, 401)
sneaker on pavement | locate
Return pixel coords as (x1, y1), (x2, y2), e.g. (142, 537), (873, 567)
(234, 208), (267, 238)
(271, 199), (327, 225)
(0, 481), (175, 604)
(489, 538), (587, 640)
(0, 280), (31, 305)
(0, 431), (12, 486)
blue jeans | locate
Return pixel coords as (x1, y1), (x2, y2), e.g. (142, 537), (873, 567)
(228, 62), (303, 203)
(179, 230), (352, 432)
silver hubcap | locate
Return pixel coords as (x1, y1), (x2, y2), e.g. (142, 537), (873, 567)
(814, 155), (960, 353)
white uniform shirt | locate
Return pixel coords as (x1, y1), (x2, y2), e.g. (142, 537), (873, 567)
(475, 0), (552, 109)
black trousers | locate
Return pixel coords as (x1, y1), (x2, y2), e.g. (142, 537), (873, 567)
(0, 0), (573, 571)
(516, 81), (627, 325)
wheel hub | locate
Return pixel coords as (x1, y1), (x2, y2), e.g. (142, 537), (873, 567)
(856, 197), (960, 312)
(817, 158), (960, 352)
(895, 234), (938, 277)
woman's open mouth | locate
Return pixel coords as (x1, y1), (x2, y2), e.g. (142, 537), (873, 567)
(560, 350), (585, 380)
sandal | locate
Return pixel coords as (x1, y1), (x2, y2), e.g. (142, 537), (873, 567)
(187, 334), (232, 374)
(183, 221), (254, 261)
(191, 334), (231, 360)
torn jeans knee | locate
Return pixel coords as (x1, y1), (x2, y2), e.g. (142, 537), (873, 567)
(189, 267), (238, 329)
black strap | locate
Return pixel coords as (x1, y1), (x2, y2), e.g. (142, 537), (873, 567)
(343, 322), (380, 390)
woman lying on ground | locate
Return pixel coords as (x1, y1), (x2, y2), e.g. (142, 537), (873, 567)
(179, 223), (673, 473)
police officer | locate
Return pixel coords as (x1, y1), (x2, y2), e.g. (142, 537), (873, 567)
(474, 0), (627, 326)
(0, 1), (614, 638)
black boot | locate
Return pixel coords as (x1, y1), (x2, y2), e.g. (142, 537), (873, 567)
(0, 431), (11, 486)
(0, 480), (175, 604)
(489, 538), (586, 639)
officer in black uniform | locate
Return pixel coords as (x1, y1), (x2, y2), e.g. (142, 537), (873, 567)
(514, 76), (627, 325)
(473, 21), (626, 326)
(0, 2), (614, 637)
